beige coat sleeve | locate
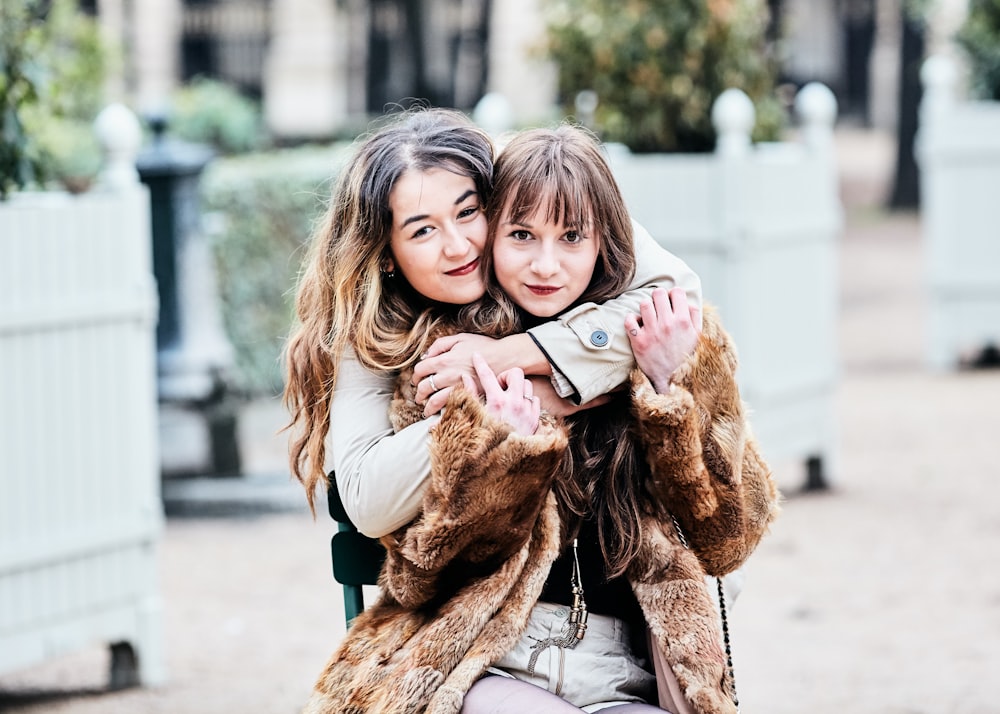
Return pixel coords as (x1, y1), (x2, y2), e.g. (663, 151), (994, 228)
(527, 219), (702, 404)
(329, 347), (438, 537)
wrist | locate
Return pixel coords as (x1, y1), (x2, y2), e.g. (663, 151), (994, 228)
(652, 376), (675, 395)
(498, 333), (551, 376)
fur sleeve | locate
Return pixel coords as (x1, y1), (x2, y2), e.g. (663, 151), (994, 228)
(381, 385), (567, 608)
(630, 307), (781, 576)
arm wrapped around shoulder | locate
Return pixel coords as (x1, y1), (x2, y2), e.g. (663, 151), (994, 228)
(629, 307), (780, 576)
(381, 386), (568, 608)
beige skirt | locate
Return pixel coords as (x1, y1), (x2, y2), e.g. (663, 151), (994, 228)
(488, 601), (657, 712)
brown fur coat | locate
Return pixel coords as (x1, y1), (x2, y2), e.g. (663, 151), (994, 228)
(303, 309), (779, 714)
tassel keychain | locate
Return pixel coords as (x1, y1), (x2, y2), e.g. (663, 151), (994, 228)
(527, 538), (588, 676)
(567, 537), (589, 640)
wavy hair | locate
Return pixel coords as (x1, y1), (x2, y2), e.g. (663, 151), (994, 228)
(284, 108), (495, 511)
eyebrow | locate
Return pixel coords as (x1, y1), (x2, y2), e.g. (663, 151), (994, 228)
(400, 189), (478, 228)
(503, 218), (586, 230)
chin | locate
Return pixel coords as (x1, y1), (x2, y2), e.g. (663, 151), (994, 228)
(439, 288), (486, 305)
(524, 305), (562, 318)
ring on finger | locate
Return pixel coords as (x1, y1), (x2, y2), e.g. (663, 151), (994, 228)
(428, 374), (438, 392)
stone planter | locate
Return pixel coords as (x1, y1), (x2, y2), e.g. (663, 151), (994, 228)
(0, 106), (165, 686)
(917, 54), (1000, 370)
(608, 84), (843, 489)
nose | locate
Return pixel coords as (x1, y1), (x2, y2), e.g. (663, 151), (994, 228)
(530, 242), (559, 278)
(441, 222), (472, 259)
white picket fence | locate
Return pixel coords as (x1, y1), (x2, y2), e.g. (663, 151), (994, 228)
(0, 106), (165, 685)
(609, 84), (843, 488)
(918, 54), (1000, 370)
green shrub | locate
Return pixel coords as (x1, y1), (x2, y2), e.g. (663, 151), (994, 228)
(1, 0), (109, 198)
(201, 144), (348, 395)
(542, 0), (783, 153)
(170, 77), (265, 155)
(32, 116), (103, 192)
(956, 0), (1000, 100)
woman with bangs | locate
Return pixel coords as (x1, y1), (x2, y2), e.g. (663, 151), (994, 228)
(303, 123), (780, 714)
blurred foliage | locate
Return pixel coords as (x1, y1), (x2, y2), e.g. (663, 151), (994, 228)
(32, 116), (102, 191)
(0, 0), (110, 198)
(169, 77), (265, 155)
(956, 0), (1000, 100)
(1, 1), (48, 197)
(33, 0), (109, 121)
(201, 144), (346, 395)
(541, 0), (783, 153)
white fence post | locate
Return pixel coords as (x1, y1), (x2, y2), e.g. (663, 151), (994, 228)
(95, 103), (144, 191)
(918, 53), (1000, 369)
(0, 105), (165, 686)
(607, 84), (842, 490)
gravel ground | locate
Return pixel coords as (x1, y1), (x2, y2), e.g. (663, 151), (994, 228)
(1, 128), (997, 714)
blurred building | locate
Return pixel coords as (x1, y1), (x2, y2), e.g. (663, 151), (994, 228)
(93, 0), (556, 139)
(779, 0), (970, 130)
(91, 0), (971, 141)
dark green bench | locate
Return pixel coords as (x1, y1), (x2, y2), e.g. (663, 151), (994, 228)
(327, 472), (386, 624)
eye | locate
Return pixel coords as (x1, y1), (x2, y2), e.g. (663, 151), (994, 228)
(457, 205), (480, 220)
(563, 230), (583, 244)
(409, 224), (434, 240)
(510, 229), (532, 242)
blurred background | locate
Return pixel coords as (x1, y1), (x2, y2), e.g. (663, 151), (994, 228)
(1, 0), (998, 712)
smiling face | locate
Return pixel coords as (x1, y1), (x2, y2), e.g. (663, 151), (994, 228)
(387, 168), (488, 305)
(492, 198), (601, 318)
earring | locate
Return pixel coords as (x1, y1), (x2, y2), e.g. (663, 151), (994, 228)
(381, 268), (395, 279)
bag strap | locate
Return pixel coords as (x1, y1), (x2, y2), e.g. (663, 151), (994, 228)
(716, 575), (739, 711)
(671, 516), (740, 710)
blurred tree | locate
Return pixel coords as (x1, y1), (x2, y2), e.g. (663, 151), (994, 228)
(956, 0), (1000, 100)
(841, 0), (876, 125)
(541, 0), (783, 153)
(169, 77), (264, 154)
(0, 1), (49, 198)
(0, 0), (109, 198)
(889, 2), (926, 209)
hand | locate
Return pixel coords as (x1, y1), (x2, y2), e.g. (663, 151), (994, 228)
(468, 353), (539, 436)
(625, 287), (701, 394)
(413, 333), (500, 409)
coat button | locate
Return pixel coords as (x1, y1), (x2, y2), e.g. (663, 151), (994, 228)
(589, 329), (609, 347)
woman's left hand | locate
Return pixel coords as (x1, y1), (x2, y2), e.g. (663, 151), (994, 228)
(413, 333), (498, 414)
(625, 287), (702, 394)
(467, 353), (539, 435)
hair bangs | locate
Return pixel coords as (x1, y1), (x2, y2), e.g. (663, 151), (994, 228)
(503, 159), (595, 232)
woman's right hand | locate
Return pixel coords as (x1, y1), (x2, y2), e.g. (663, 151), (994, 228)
(467, 353), (540, 435)
(625, 287), (701, 394)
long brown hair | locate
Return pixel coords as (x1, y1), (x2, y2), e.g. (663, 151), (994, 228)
(284, 108), (495, 511)
(462, 124), (644, 575)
